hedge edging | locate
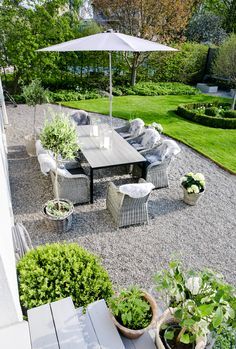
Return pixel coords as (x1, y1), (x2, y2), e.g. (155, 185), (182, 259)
(176, 102), (236, 129)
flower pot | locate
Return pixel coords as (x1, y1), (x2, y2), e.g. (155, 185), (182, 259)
(111, 291), (158, 339)
(182, 187), (204, 206)
(43, 199), (74, 233)
(162, 324), (195, 349)
(156, 308), (207, 349)
(25, 134), (36, 156)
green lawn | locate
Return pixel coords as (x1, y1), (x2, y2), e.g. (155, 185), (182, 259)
(62, 95), (236, 174)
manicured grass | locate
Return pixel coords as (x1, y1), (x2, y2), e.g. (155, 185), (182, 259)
(62, 95), (236, 173)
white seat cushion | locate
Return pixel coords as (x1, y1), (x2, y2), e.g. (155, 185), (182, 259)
(119, 182), (154, 198)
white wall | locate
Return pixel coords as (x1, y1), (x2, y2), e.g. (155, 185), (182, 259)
(0, 82), (23, 328)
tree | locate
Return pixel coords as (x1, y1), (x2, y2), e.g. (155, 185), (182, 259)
(212, 34), (236, 109)
(186, 12), (227, 45)
(93, 0), (201, 85)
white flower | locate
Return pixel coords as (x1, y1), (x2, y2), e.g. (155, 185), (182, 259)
(185, 276), (202, 295)
(187, 172), (194, 177)
(195, 173), (205, 181)
(191, 184), (200, 194)
(187, 187), (193, 193)
(181, 176), (187, 183)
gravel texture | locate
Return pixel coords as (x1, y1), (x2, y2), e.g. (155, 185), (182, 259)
(6, 103), (236, 291)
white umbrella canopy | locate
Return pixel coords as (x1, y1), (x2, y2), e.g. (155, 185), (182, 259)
(37, 31), (178, 125)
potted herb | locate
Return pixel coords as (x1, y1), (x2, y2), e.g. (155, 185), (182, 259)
(181, 172), (205, 206)
(22, 79), (49, 156)
(154, 261), (236, 349)
(108, 286), (158, 339)
(40, 112), (79, 232)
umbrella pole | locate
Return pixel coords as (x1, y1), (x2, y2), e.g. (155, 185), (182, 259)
(109, 51), (112, 128)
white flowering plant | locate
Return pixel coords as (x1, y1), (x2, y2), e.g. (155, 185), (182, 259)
(181, 172), (205, 194)
(154, 261), (236, 346)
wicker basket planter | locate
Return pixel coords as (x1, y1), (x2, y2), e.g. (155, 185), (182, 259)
(111, 291), (158, 339)
(182, 186), (204, 206)
(43, 199), (74, 233)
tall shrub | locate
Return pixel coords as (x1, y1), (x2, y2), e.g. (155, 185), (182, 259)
(212, 34), (236, 110)
(148, 42), (208, 84)
(22, 79), (48, 138)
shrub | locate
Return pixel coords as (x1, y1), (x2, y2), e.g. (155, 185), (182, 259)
(224, 110), (236, 118)
(204, 106), (221, 116)
(49, 89), (100, 102)
(17, 243), (113, 309)
(129, 82), (200, 96)
(176, 102), (236, 129)
(148, 42), (208, 84)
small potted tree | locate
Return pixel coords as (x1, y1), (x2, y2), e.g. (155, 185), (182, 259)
(22, 79), (49, 156)
(154, 261), (236, 349)
(108, 286), (158, 339)
(40, 112), (79, 232)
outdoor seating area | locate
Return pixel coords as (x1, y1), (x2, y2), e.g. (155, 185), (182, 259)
(6, 103), (236, 291)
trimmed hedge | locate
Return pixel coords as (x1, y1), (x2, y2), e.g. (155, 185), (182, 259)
(176, 102), (236, 129)
(17, 243), (113, 309)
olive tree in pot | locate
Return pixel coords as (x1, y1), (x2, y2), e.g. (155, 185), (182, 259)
(154, 261), (236, 349)
(40, 112), (78, 233)
(22, 79), (49, 156)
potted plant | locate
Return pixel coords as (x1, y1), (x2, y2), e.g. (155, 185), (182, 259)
(108, 286), (158, 339)
(22, 79), (49, 156)
(154, 261), (236, 349)
(181, 172), (205, 205)
(40, 112), (79, 232)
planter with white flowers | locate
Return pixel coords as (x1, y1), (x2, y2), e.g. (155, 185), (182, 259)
(181, 172), (205, 206)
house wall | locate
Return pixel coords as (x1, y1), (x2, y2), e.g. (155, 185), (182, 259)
(0, 81), (22, 328)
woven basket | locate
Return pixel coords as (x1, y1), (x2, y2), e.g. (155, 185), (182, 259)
(43, 199), (74, 233)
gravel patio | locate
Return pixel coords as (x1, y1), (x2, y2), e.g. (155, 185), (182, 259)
(6, 104), (236, 291)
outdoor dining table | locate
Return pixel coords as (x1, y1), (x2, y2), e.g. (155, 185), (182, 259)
(77, 124), (146, 203)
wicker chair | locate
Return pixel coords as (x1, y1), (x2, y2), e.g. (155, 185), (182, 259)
(71, 110), (91, 125)
(115, 118), (144, 139)
(50, 167), (90, 204)
(127, 128), (161, 151)
(106, 179), (153, 228)
(37, 153), (90, 204)
(133, 140), (181, 189)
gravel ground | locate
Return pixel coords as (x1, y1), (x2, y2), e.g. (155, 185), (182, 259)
(6, 103), (236, 291)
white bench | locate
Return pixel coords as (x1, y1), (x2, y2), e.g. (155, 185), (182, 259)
(27, 297), (157, 349)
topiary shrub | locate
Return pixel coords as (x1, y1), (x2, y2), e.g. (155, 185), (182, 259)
(204, 106), (220, 116)
(17, 243), (113, 309)
(176, 102), (236, 129)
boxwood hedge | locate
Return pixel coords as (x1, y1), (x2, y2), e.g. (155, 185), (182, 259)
(176, 102), (236, 129)
(17, 243), (113, 309)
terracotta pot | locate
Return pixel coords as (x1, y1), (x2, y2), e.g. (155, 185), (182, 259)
(111, 291), (158, 339)
(182, 186), (205, 206)
(25, 134), (36, 156)
(43, 199), (74, 233)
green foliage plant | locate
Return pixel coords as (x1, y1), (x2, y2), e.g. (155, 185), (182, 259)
(181, 172), (205, 194)
(154, 261), (236, 346)
(22, 79), (49, 138)
(108, 287), (152, 330)
(130, 82), (200, 96)
(40, 112), (78, 215)
(17, 243), (113, 309)
(213, 327), (236, 349)
(212, 34), (236, 110)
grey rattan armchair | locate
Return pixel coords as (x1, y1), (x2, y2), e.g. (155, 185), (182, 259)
(106, 179), (152, 228)
(50, 167), (90, 204)
(115, 118), (144, 139)
(132, 140), (181, 189)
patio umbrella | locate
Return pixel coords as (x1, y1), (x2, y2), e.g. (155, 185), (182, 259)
(37, 30), (178, 126)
